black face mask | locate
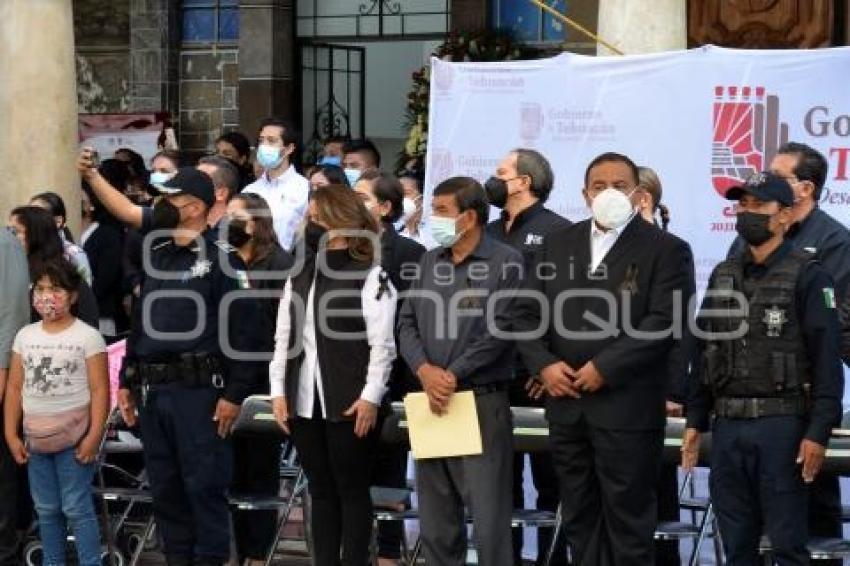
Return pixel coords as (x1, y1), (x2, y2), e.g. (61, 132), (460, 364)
(484, 176), (508, 209)
(304, 220), (327, 251)
(226, 218), (252, 248)
(735, 211), (774, 246)
(151, 199), (181, 231)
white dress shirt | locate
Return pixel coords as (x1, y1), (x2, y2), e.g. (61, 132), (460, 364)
(590, 219), (628, 272)
(243, 164), (309, 251)
(269, 265), (397, 418)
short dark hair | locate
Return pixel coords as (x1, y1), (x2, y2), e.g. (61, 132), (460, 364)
(433, 176), (489, 226)
(215, 131), (252, 159)
(777, 142), (828, 200)
(513, 148), (554, 203)
(359, 168), (404, 223)
(343, 138), (381, 168)
(31, 258), (82, 296)
(198, 155), (240, 200)
(583, 152), (640, 187)
(115, 148), (148, 179)
(151, 149), (182, 169)
(258, 117), (300, 147)
(99, 158), (132, 194)
(310, 164), (350, 188)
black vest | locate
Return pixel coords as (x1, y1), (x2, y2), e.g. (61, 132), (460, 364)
(704, 249), (812, 398)
(284, 250), (376, 421)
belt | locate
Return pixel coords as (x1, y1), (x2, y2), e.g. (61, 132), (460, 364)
(138, 361), (225, 389)
(714, 396), (806, 419)
(459, 381), (508, 396)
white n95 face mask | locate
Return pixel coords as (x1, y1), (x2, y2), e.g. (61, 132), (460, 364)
(591, 187), (637, 230)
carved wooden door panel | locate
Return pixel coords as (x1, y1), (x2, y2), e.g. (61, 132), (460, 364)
(688, 0), (835, 48)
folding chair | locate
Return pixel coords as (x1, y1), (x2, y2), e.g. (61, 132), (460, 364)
(230, 395), (308, 566)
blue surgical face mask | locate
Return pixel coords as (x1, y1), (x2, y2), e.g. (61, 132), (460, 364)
(257, 144), (284, 170)
(319, 155), (342, 167)
(344, 168), (361, 187)
(430, 215), (461, 248)
(149, 171), (173, 186)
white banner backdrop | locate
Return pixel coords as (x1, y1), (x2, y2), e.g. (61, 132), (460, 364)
(424, 45), (850, 292)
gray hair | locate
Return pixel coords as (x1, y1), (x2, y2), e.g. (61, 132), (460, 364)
(198, 155), (240, 200)
(513, 148), (554, 203)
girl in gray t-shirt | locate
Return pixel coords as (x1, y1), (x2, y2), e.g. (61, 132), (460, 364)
(3, 259), (109, 566)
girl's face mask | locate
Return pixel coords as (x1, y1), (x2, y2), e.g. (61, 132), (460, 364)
(33, 289), (71, 322)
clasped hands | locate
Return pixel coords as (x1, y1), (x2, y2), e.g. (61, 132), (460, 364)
(539, 360), (605, 398)
(417, 363), (458, 415)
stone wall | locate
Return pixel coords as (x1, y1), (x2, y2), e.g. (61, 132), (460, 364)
(74, 0), (130, 112)
(179, 49), (240, 154)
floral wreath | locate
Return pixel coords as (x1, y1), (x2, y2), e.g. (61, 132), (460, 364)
(397, 29), (536, 173)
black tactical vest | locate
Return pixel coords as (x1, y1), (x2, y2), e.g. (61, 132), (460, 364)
(703, 249), (812, 398)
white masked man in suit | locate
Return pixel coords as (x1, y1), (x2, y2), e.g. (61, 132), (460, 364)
(516, 152), (695, 564)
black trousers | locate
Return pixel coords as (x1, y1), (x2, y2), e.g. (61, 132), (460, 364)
(139, 384), (233, 564)
(550, 418), (662, 566)
(370, 440), (408, 559)
(231, 434), (282, 562)
(0, 407), (19, 566)
(808, 473), (843, 566)
(655, 462), (681, 566)
(710, 415), (808, 566)
(290, 415), (377, 566)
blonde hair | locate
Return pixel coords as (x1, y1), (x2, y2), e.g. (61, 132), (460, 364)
(310, 184), (379, 263)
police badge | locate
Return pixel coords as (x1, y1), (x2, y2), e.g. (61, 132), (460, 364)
(763, 305), (788, 337)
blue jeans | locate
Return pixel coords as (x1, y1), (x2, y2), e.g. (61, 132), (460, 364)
(27, 448), (100, 566)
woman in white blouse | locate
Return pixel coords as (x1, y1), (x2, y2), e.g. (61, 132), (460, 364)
(270, 184), (396, 566)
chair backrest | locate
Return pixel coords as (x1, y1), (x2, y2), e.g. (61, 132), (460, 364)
(232, 395), (289, 439)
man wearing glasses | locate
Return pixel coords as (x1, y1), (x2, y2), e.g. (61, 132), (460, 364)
(727, 143), (850, 564)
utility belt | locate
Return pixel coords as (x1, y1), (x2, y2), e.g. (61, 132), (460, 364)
(124, 353), (226, 390)
(714, 396), (807, 419)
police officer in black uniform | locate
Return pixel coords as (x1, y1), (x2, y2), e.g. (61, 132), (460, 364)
(683, 172), (844, 565)
(116, 168), (262, 566)
(727, 143), (850, 562)
(485, 148), (571, 566)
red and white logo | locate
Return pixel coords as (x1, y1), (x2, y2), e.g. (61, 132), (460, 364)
(711, 86), (789, 197)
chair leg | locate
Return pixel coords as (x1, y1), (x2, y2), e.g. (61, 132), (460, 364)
(688, 503), (713, 566)
(543, 505), (564, 566)
(711, 513), (724, 565)
(263, 468), (307, 566)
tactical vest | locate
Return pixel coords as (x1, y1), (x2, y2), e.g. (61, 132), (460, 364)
(703, 249), (812, 398)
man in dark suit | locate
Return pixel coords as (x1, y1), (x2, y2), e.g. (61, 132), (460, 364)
(516, 152), (694, 565)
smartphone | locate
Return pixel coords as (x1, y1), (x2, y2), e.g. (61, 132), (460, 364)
(89, 149), (100, 168)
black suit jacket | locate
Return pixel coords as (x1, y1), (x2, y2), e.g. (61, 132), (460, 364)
(516, 217), (694, 430)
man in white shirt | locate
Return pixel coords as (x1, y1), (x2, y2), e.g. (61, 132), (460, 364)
(243, 118), (309, 250)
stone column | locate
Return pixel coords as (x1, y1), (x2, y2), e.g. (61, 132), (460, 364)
(0, 0), (80, 234)
(238, 0), (297, 137)
(596, 0), (687, 55)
